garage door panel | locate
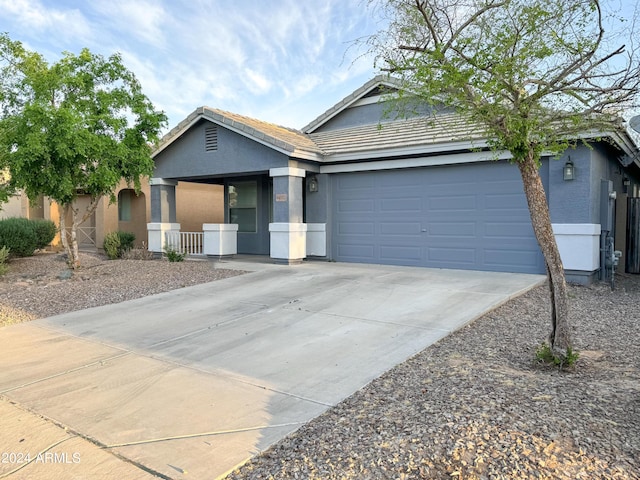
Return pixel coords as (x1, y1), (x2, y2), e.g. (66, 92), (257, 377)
(380, 245), (422, 263)
(380, 197), (422, 212)
(338, 222), (375, 235)
(379, 222), (422, 235)
(337, 199), (375, 213)
(337, 243), (375, 259)
(332, 162), (545, 274)
(485, 194), (529, 212)
(427, 247), (477, 265)
(429, 222), (477, 237)
(430, 195), (477, 211)
(484, 249), (542, 272)
(484, 221), (536, 238)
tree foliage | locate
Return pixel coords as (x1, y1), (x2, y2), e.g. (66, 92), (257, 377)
(366, 0), (640, 359)
(0, 33), (167, 267)
(368, 0), (639, 159)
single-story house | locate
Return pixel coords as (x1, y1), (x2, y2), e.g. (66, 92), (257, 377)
(149, 76), (640, 283)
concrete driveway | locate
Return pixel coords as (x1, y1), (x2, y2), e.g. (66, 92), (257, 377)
(0, 260), (544, 479)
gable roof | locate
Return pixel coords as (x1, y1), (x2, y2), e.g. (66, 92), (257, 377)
(153, 106), (324, 161)
(302, 75), (403, 134)
(309, 113), (487, 162)
(153, 78), (640, 169)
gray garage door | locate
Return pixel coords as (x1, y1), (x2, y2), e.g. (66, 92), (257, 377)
(332, 161), (545, 274)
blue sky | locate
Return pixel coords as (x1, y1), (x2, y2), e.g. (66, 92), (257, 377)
(1, 0), (637, 133)
(0, 0), (381, 131)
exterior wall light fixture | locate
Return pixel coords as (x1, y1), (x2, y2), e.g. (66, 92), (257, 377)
(308, 176), (319, 192)
(563, 158), (575, 181)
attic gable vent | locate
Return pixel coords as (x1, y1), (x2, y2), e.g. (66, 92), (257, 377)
(205, 125), (218, 151)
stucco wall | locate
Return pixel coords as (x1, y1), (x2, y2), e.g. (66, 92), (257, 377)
(0, 194), (27, 219)
(153, 119), (290, 180)
(548, 145), (593, 224)
(176, 182), (224, 232)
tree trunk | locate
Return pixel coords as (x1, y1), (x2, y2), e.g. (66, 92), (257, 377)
(59, 198), (100, 269)
(59, 204), (79, 269)
(517, 152), (572, 358)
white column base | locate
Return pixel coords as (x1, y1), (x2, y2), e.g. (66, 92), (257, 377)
(306, 223), (327, 257)
(203, 223), (238, 256)
(269, 223), (307, 262)
(147, 223), (181, 253)
(553, 223), (601, 271)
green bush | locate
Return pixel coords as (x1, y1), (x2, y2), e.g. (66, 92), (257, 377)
(0, 246), (9, 275)
(103, 231), (122, 259)
(535, 343), (580, 369)
(164, 245), (186, 262)
(31, 219), (57, 249)
(0, 217), (38, 257)
(103, 231), (136, 259)
(117, 231), (136, 252)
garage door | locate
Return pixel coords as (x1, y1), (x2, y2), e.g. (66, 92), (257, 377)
(332, 161), (545, 274)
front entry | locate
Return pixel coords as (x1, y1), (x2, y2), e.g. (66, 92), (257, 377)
(226, 176), (271, 254)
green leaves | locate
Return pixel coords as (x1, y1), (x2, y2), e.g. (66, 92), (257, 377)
(0, 34), (167, 206)
(369, 0), (639, 160)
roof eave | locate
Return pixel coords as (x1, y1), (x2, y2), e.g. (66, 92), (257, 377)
(319, 139), (489, 163)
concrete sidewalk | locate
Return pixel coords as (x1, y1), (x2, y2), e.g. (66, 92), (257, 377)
(0, 261), (544, 479)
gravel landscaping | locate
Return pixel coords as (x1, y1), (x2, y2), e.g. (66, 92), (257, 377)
(225, 274), (640, 479)
(1, 251), (638, 479)
(0, 250), (244, 327)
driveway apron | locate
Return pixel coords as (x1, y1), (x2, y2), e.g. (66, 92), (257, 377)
(0, 261), (544, 479)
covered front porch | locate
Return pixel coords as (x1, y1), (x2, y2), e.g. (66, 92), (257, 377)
(147, 107), (328, 264)
(147, 168), (327, 263)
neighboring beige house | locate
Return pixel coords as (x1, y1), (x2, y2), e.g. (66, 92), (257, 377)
(0, 179), (223, 250)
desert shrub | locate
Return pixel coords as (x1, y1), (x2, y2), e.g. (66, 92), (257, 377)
(117, 231), (136, 252)
(103, 231), (136, 259)
(0, 217), (38, 257)
(31, 219), (57, 249)
(103, 231), (121, 259)
(0, 246), (9, 275)
(164, 245), (186, 262)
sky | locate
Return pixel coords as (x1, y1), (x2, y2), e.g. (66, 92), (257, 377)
(0, 0), (382, 131)
(0, 0), (637, 134)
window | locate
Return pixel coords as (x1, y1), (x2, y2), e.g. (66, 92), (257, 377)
(228, 181), (257, 232)
(118, 190), (132, 221)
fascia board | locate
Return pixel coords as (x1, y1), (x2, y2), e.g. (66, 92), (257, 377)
(319, 150), (512, 174)
(320, 139), (490, 163)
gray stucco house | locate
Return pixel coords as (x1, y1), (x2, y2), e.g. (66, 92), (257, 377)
(149, 76), (640, 283)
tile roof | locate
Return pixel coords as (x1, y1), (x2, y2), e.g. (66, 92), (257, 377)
(154, 106), (323, 160)
(154, 77), (639, 166)
(309, 113), (487, 158)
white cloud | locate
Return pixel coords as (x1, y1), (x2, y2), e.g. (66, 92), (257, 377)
(87, 0), (167, 48)
(0, 0), (92, 44)
(243, 68), (273, 95)
(0, 0), (379, 129)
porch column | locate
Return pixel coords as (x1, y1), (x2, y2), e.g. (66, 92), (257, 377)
(269, 167), (307, 264)
(147, 178), (180, 253)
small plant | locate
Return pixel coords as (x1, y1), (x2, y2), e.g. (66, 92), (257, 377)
(0, 246), (10, 275)
(103, 231), (136, 259)
(117, 231), (136, 252)
(164, 245), (186, 262)
(535, 343), (579, 369)
(103, 231), (122, 260)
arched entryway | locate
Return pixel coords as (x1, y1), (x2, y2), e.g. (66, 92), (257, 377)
(118, 189), (147, 247)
